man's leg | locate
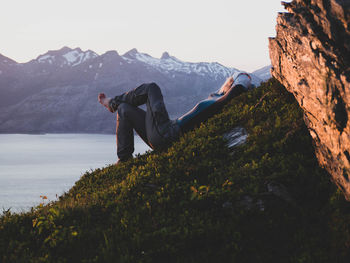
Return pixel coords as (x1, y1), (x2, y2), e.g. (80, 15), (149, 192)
(110, 82), (170, 110)
(112, 83), (174, 148)
(142, 83), (180, 148)
(116, 103), (150, 161)
(100, 82), (179, 152)
(134, 83), (178, 148)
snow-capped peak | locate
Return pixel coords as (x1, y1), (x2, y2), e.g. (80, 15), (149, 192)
(57, 46), (73, 54)
(27, 46), (267, 86)
(37, 54), (55, 64)
(123, 48), (139, 58)
(36, 47), (98, 67)
(121, 50), (237, 79)
(62, 48), (98, 66)
(161, 52), (170, 59)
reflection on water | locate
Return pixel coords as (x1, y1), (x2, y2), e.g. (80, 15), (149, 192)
(0, 134), (150, 213)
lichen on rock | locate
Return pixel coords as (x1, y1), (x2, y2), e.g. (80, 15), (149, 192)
(269, 0), (350, 200)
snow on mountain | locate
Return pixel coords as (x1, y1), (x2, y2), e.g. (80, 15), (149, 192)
(38, 54), (54, 64)
(120, 49), (266, 86)
(36, 47), (98, 67)
(29, 47), (265, 84)
(121, 49), (239, 79)
(63, 49), (98, 66)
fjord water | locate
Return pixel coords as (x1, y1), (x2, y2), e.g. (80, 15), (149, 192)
(0, 134), (150, 213)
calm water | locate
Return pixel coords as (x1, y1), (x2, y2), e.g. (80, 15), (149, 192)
(0, 134), (150, 213)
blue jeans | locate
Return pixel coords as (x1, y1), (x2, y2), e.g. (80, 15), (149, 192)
(111, 83), (180, 160)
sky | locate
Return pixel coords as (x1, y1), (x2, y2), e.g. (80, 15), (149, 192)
(1, 0), (286, 72)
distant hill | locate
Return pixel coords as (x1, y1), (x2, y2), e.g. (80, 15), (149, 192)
(252, 65), (272, 81)
(0, 47), (270, 133)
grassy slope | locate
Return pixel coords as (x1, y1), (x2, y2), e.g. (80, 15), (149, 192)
(1, 79), (350, 262)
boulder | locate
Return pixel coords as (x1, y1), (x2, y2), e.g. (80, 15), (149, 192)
(269, 0), (350, 199)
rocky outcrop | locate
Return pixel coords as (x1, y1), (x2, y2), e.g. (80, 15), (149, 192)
(269, 0), (350, 199)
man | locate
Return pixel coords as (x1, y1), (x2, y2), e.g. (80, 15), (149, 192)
(98, 72), (252, 163)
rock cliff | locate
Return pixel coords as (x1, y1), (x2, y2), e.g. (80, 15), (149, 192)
(269, 0), (350, 199)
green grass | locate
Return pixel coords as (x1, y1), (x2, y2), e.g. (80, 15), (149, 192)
(1, 78), (350, 262)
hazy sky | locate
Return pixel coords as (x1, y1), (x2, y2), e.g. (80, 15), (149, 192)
(1, 0), (285, 72)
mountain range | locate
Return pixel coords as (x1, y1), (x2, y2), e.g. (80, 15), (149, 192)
(0, 47), (271, 133)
